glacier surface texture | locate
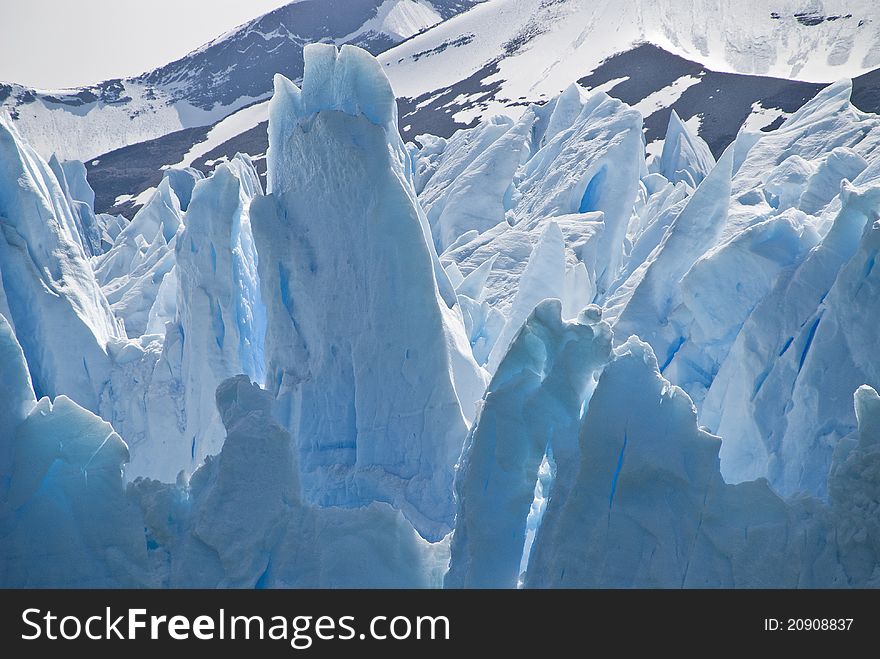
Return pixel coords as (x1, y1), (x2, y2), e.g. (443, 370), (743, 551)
(2, 41), (880, 588)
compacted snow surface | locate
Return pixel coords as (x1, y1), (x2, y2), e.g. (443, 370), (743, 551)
(2, 38), (880, 587)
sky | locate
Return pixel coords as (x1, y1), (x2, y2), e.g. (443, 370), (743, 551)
(0, 0), (292, 88)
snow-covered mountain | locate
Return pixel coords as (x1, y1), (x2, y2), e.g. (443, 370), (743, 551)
(386, 0), (880, 107)
(0, 0), (482, 162)
(80, 0), (880, 217)
(10, 0), (876, 170)
(385, 0), (880, 140)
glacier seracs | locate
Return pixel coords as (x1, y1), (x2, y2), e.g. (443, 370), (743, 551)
(108, 154), (267, 482)
(0, 115), (118, 413)
(447, 300), (611, 588)
(657, 109), (716, 187)
(48, 156), (103, 257)
(1, 348), (443, 587)
(2, 43), (880, 588)
(523, 335), (840, 587)
(173, 154), (266, 474)
(251, 43), (484, 541)
(702, 105), (880, 496)
(93, 175), (183, 338)
(0, 314), (148, 588)
(163, 166), (204, 212)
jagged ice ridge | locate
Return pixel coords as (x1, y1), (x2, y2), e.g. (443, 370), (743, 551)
(2, 41), (880, 588)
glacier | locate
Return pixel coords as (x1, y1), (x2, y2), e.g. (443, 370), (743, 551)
(0, 116), (119, 414)
(251, 44), (484, 541)
(446, 300), (612, 588)
(2, 41), (880, 588)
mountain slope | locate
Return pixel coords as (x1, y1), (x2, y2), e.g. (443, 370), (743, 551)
(76, 0), (880, 215)
(87, 44), (880, 216)
(383, 0), (880, 101)
(383, 0), (880, 136)
(0, 0), (483, 161)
